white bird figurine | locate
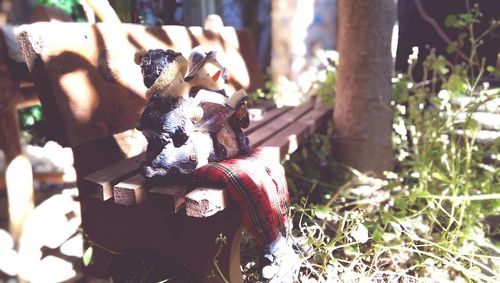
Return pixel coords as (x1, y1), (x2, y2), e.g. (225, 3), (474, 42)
(184, 46), (251, 159)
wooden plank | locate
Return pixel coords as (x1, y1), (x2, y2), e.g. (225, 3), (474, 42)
(113, 173), (187, 213)
(245, 105), (292, 135)
(261, 105), (332, 160)
(185, 187), (229, 218)
(300, 105), (332, 134)
(80, 152), (145, 200)
(113, 174), (145, 205)
(248, 101), (314, 147)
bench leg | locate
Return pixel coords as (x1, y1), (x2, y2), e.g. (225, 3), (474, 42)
(80, 198), (244, 283)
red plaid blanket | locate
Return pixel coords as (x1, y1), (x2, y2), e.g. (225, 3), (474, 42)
(195, 148), (290, 246)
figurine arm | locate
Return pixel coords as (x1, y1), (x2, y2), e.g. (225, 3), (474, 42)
(160, 108), (194, 147)
(228, 89), (250, 129)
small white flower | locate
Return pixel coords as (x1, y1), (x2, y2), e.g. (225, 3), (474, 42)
(317, 70), (327, 83)
(393, 120), (407, 137)
(438, 89), (450, 100)
(396, 104), (406, 115)
(385, 171), (399, 179)
(351, 223), (369, 243)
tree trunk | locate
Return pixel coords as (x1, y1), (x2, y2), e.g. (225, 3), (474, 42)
(333, 0), (395, 176)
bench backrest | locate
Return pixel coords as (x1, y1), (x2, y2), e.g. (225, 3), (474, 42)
(18, 22), (263, 176)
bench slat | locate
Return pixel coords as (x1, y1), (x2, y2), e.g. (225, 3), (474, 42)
(245, 105), (292, 135)
(261, 105), (332, 160)
(81, 152), (145, 200)
(113, 173), (187, 212)
(248, 101), (314, 147)
(185, 187), (229, 218)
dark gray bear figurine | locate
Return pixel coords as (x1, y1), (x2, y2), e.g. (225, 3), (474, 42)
(137, 49), (210, 177)
(136, 49), (249, 177)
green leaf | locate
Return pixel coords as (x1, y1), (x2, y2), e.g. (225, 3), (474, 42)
(83, 246), (94, 267)
(444, 74), (466, 93)
(467, 119), (481, 136)
(291, 163), (303, 174)
(458, 32), (468, 45)
(434, 56), (450, 74)
(30, 106), (43, 121)
(372, 224), (384, 242)
(395, 197), (407, 211)
(445, 15), (458, 27)
(314, 205), (330, 219)
(22, 115), (35, 128)
(432, 171), (450, 182)
(459, 13), (478, 24)
(486, 66), (496, 73)
(446, 41), (458, 54)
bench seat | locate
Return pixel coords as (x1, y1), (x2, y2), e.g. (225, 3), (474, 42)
(83, 101), (331, 212)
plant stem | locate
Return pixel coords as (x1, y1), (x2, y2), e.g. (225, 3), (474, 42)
(416, 193), (500, 201)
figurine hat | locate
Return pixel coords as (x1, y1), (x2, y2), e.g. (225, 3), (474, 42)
(184, 46), (228, 82)
(135, 49), (188, 99)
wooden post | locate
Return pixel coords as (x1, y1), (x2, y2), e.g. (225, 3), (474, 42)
(0, 27), (21, 162)
(0, 105), (21, 162)
(5, 155), (34, 247)
(0, 29), (35, 247)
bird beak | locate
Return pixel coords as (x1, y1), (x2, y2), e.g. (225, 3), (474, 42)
(211, 70), (221, 82)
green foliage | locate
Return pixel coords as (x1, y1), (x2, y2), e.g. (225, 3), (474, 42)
(311, 50), (338, 107)
(18, 105), (47, 146)
(267, 7), (500, 282)
(248, 69), (279, 106)
(315, 68), (336, 107)
(36, 0), (86, 22)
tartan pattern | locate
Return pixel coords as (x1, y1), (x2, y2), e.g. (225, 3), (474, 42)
(194, 148), (290, 246)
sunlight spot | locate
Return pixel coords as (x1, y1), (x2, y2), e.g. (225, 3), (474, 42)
(248, 109), (263, 121)
(288, 134), (298, 154)
(21, 194), (80, 250)
(391, 23), (399, 59)
(0, 249), (19, 276)
(6, 155), (34, 240)
(60, 234), (84, 258)
(30, 256), (76, 283)
(0, 229), (14, 252)
(60, 71), (97, 123)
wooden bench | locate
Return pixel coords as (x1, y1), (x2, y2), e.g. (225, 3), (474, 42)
(18, 22), (331, 282)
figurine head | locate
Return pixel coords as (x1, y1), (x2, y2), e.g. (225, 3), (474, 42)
(184, 46), (228, 91)
(135, 49), (188, 99)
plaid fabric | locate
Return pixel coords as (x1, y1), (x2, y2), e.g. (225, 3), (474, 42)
(194, 148), (290, 246)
